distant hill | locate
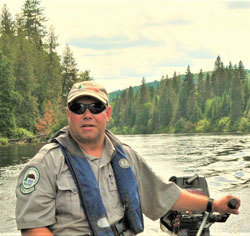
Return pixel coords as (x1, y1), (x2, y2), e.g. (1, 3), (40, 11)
(109, 70), (250, 102)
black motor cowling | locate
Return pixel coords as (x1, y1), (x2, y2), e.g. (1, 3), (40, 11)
(160, 174), (210, 236)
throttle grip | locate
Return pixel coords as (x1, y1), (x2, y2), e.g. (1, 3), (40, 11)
(228, 198), (238, 209)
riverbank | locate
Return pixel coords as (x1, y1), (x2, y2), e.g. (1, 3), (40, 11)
(0, 134), (49, 146)
(8, 134), (49, 144)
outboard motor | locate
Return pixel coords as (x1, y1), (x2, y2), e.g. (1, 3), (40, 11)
(160, 174), (211, 236)
(160, 174), (238, 236)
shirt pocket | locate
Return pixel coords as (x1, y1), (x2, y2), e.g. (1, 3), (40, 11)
(107, 173), (118, 192)
(107, 173), (123, 210)
(56, 175), (83, 219)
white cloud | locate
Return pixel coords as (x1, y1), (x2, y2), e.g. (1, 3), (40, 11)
(2, 0), (250, 92)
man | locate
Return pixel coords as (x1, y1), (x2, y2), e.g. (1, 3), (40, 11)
(16, 81), (240, 236)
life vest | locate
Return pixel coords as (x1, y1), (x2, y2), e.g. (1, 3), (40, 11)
(60, 143), (144, 236)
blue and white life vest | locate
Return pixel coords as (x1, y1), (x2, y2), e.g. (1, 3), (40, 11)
(60, 143), (144, 236)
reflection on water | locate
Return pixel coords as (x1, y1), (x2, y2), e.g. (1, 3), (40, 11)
(0, 134), (250, 235)
(0, 143), (44, 168)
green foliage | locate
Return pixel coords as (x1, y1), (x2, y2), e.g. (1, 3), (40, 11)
(0, 137), (8, 145)
(237, 117), (250, 132)
(0, 1), (85, 138)
(183, 121), (196, 133)
(195, 119), (211, 133)
(61, 45), (79, 106)
(0, 51), (17, 137)
(50, 113), (68, 136)
(109, 58), (250, 134)
(217, 117), (230, 132)
(14, 128), (34, 139)
(134, 102), (152, 133)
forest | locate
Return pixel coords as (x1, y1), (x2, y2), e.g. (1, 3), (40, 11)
(108, 60), (250, 134)
(1, 0), (250, 144)
(0, 0), (92, 144)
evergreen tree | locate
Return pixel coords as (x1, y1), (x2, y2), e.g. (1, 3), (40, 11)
(158, 80), (171, 127)
(126, 86), (135, 127)
(220, 93), (230, 117)
(204, 72), (211, 101)
(0, 5), (16, 57)
(135, 102), (152, 133)
(187, 95), (201, 123)
(197, 69), (205, 112)
(172, 71), (182, 95)
(137, 77), (149, 104)
(151, 97), (159, 130)
(238, 61), (249, 109)
(184, 65), (195, 98)
(21, 0), (47, 47)
(0, 51), (17, 137)
(225, 62), (233, 92)
(210, 72), (217, 97)
(78, 70), (93, 82)
(214, 56), (226, 96)
(174, 84), (188, 121)
(214, 55), (223, 71)
(15, 13), (26, 37)
(42, 25), (62, 112)
(61, 45), (78, 106)
(230, 71), (243, 127)
(13, 37), (38, 130)
(0, 4), (15, 36)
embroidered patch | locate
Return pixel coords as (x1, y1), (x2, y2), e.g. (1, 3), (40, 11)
(20, 167), (40, 194)
(119, 158), (130, 169)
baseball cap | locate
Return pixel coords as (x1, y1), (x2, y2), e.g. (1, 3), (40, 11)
(67, 81), (109, 105)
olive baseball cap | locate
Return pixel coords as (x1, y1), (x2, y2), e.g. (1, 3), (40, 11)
(67, 81), (109, 105)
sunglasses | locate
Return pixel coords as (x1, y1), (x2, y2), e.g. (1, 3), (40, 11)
(68, 102), (107, 115)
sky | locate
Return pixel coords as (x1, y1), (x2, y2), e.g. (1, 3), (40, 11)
(1, 0), (250, 93)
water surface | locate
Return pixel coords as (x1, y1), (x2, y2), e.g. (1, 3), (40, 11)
(0, 134), (249, 235)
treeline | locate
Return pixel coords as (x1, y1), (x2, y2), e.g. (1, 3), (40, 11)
(0, 0), (91, 140)
(1, 1), (250, 142)
(108, 57), (250, 134)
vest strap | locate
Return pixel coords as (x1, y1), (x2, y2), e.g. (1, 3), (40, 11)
(60, 146), (114, 236)
(60, 143), (143, 235)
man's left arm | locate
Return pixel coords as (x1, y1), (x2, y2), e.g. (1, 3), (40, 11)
(172, 189), (240, 214)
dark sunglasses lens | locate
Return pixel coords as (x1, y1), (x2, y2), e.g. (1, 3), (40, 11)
(89, 103), (106, 114)
(69, 103), (106, 114)
(69, 103), (86, 114)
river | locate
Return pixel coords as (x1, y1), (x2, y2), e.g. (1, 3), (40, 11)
(0, 134), (249, 236)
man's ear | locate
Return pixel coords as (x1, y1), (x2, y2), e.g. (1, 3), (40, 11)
(106, 106), (112, 123)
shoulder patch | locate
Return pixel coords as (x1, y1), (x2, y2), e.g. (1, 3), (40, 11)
(119, 158), (130, 168)
(20, 166), (40, 194)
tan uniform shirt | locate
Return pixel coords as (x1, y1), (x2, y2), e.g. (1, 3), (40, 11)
(16, 132), (181, 235)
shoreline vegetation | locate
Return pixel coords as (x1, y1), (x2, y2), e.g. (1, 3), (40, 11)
(0, 130), (246, 146)
(1, 1), (250, 145)
(0, 134), (49, 145)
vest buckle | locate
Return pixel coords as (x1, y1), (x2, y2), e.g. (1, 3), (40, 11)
(111, 217), (128, 236)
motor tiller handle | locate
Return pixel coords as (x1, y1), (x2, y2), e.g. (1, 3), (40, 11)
(196, 198), (239, 236)
(228, 198), (238, 209)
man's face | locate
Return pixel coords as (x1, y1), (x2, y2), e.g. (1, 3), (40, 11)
(67, 96), (112, 145)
